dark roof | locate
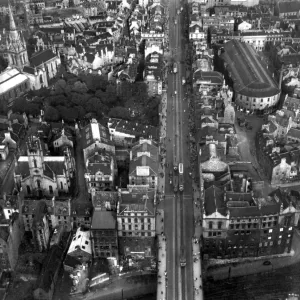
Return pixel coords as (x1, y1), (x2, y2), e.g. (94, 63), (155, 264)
(35, 245), (63, 292)
(221, 40), (280, 98)
(279, 1), (300, 13)
(204, 185), (227, 216)
(194, 71), (223, 85)
(91, 211), (116, 230)
(30, 49), (57, 67)
(64, 255), (82, 269)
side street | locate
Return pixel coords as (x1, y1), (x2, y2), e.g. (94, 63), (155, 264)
(1, 0), (300, 299)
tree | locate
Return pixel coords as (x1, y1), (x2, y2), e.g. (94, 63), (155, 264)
(54, 79), (67, 94)
(47, 94), (67, 107)
(44, 106), (60, 122)
(72, 81), (88, 94)
(57, 105), (78, 123)
(108, 106), (130, 119)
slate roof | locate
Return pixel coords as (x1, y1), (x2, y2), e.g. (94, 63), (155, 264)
(81, 119), (113, 150)
(86, 151), (113, 176)
(131, 140), (158, 161)
(129, 155), (158, 176)
(279, 1), (300, 14)
(221, 40), (280, 98)
(91, 210), (116, 230)
(194, 71), (223, 85)
(108, 118), (159, 141)
(204, 185), (227, 216)
(119, 189), (155, 213)
(35, 245), (63, 292)
(91, 191), (118, 210)
(30, 49), (57, 67)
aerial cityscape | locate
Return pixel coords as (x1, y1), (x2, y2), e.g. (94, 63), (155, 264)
(1, 0), (300, 299)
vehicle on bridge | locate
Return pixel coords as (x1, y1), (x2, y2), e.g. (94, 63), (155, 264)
(175, 19), (177, 25)
(177, 8), (180, 15)
(179, 163), (184, 191)
(179, 163), (183, 174)
(180, 246), (186, 267)
(179, 174), (184, 191)
(173, 62), (178, 73)
(174, 175), (178, 192)
(182, 77), (186, 85)
(173, 158), (178, 171)
(169, 170), (173, 185)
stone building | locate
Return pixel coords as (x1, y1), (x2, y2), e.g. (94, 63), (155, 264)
(117, 186), (156, 258)
(14, 134), (75, 198)
(218, 40), (281, 113)
(91, 210), (118, 259)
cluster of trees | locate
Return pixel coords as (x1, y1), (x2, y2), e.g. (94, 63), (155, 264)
(12, 71), (159, 127)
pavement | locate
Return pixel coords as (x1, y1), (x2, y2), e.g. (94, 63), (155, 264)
(192, 182), (204, 300)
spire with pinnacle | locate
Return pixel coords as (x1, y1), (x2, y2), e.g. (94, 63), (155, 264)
(8, 1), (18, 40)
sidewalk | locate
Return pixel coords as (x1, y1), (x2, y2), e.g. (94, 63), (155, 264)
(192, 181), (204, 300)
(157, 91), (167, 202)
(156, 233), (167, 300)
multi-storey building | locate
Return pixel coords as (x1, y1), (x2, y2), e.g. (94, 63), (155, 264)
(107, 118), (159, 147)
(91, 210), (118, 259)
(67, 228), (92, 262)
(144, 51), (163, 96)
(117, 186), (156, 257)
(85, 150), (117, 193)
(202, 183), (299, 259)
(81, 119), (115, 162)
(129, 139), (159, 188)
(218, 40), (281, 113)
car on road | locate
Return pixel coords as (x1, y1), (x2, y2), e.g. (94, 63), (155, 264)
(182, 77), (186, 85)
(174, 90), (177, 95)
(173, 62), (178, 73)
(175, 19), (177, 25)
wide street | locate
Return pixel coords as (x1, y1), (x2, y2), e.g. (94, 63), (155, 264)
(163, 1), (195, 300)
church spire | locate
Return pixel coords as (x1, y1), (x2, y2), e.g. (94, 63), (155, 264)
(8, 2), (18, 40)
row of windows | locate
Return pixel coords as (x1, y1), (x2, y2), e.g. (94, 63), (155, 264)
(121, 218), (152, 223)
(122, 232), (152, 237)
(122, 225), (151, 230)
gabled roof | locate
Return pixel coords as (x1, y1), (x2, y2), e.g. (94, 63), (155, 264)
(204, 185), (226, 216)
(81, 119), (113, 150)
(119, 189), (155, 213)
(91, 210), (116, 229)
(129, 155), (158, 176)
(30, 49), (57, 67)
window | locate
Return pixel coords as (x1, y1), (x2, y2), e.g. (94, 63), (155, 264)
(269, 229), (273, 233)
(49, 185), (53, 194)
(33, 159), (37, 168)
(209, 222), (213, 229)
(208, 232), (212, 237)
(26, 185), (31, 194)
(218, 222), (222, 229)
(280, 228), (283, 232)
(60, 182), (63, 190)
(37, 180), (41, 188)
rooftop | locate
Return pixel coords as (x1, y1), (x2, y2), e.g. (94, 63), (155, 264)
(221, 40), (280, 98)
